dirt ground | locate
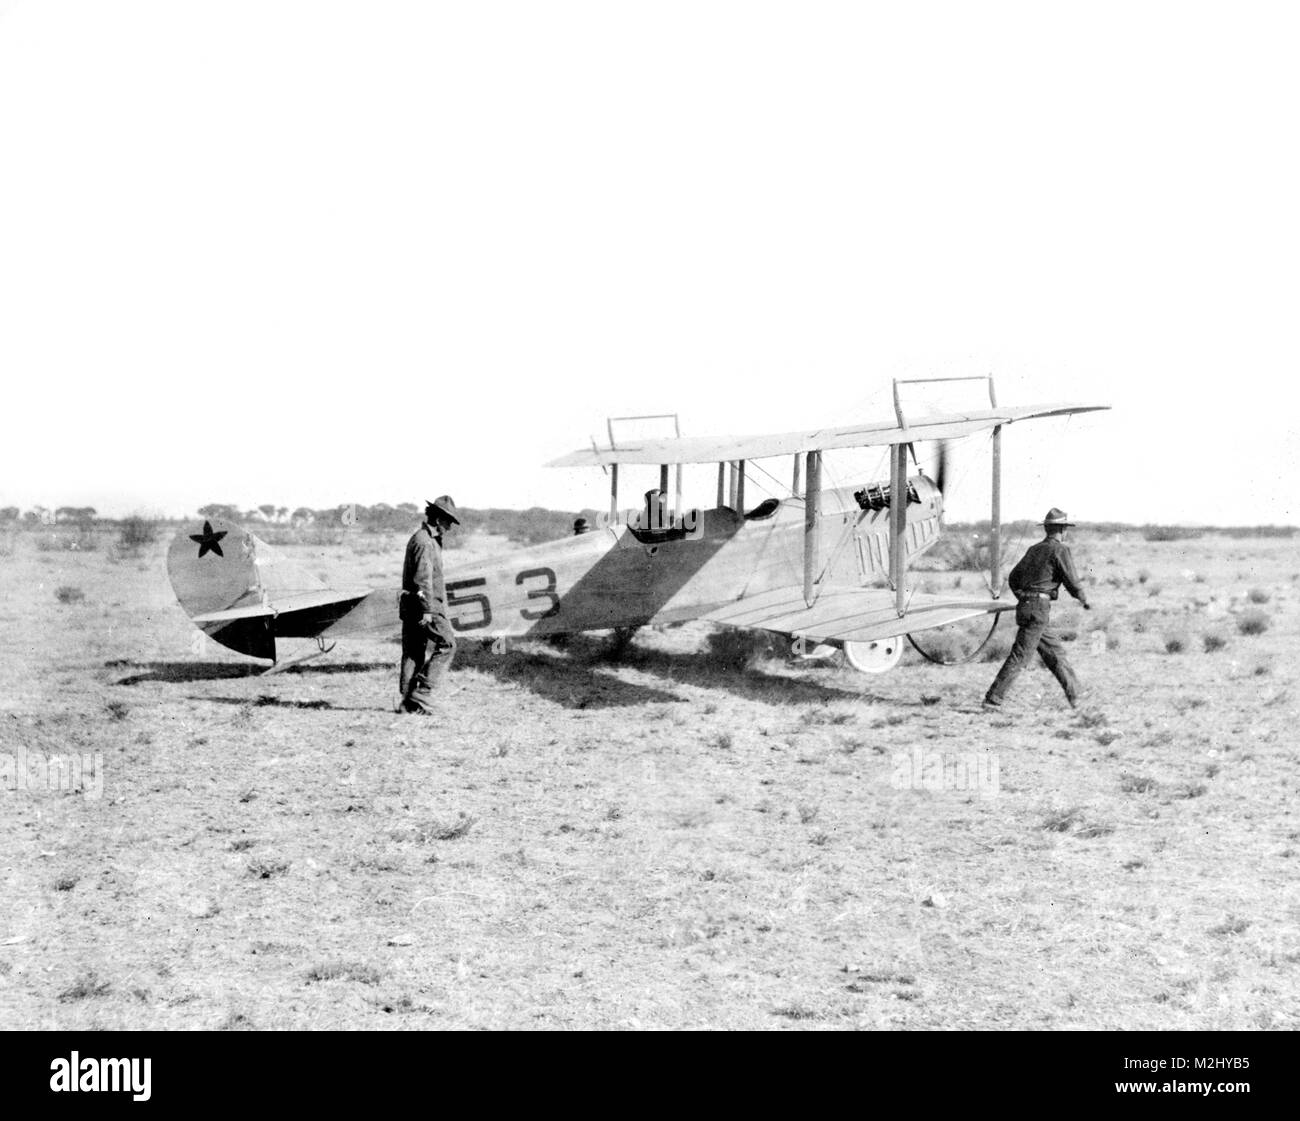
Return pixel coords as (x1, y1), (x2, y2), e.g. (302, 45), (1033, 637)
(1, 525), (1296, 1030)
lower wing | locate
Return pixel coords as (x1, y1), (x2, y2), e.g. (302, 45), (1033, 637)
(702, 585), (1012, 643)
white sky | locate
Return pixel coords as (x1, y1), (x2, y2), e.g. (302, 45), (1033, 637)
(1, 1), (1296, 524)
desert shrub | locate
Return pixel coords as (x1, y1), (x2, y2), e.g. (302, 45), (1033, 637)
(1203, 633), (1227, 653)
(55, 585), (84, 604)
(1143, 525), (1202, 542)
(1164, 635), (1186, 654)
(304, 961), (381, 985)
(910, 630), (964, 662)
(705, 627), (778, 671)
(928, 530), (1011, 572)
(1247, 587), (1270, 604)
(1237, 609), (1270, 636)
(1120, 774), (1158, 794)
(980, 634), (1013, 663)
(1137, 569), (1151, 584)
(118, 515), (158, 550)
(1040, 806), (1086, 832)
(1147, 585), (1162, 597)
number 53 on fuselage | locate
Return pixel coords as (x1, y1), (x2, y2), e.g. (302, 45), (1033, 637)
(167, 379), (1107, 674)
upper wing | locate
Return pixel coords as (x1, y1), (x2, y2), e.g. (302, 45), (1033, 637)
(547, 403), (1108, 467)
(702, 585), (1014, 644)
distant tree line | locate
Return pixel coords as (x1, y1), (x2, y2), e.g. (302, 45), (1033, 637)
(190, 503), (599, 547)
(0, 505), (98, 527)
(2, 505), (1292, 545)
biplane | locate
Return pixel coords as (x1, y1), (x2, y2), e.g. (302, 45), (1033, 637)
(167, 377), (1106, 675)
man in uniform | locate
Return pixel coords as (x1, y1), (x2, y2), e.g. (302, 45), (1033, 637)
(984, 508), (1091, 710)
(397, 496), (460, 714)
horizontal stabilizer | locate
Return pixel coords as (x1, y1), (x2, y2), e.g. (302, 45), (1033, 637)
(191, 587), (372, 624)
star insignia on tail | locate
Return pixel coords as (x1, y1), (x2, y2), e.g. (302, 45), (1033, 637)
(190, 520), (227, 558)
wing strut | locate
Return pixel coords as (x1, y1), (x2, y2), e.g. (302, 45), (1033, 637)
(890, 441), (908, 616)
(803, 450), (821, 606)
(989, 377), (1002, 594)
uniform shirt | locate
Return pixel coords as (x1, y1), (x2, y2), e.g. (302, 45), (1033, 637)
(402, 522), (447, 616)
(1008, 536), (1088, 605)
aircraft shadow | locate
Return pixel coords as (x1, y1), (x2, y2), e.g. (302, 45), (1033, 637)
(604, 644), (878, 705)
(454, 641), (685, 709)
(187, 694), (370, 713)
(464, 634), (877, 708)
(111, 660), (391, 686)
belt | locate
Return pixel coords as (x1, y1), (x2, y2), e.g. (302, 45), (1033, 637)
(1020, 592), (1053, 600)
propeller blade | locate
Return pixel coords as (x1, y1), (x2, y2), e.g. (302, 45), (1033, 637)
(935, 440), (950, 495)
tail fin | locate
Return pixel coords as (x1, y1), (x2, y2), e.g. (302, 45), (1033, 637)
(167, 518), (327, 659)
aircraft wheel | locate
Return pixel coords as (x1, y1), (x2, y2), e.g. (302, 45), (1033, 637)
(842, 636), (904, 674)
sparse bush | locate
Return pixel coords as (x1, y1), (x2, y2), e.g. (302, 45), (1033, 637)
(980, 635), (1013, 663)
(1147, 585), (1162, 598)
(1164, 636), (1185, 654)
(908, 629), (965, 662)
(1208, 915), (1250, 936)
(55, 585), (84, 604)
(1237, 609), (1270, 636)
(1170, 782), (1207, 800)
(1041, 807), (1086, 832)
(305, 961), (381, 985)
(58, 972), (111, 1002)
(117, 515), (158, 551)
(705, 627), (777, 671)
(428, 813), (476, 841)
(1202, 634), (1227, 653)
(247, 857), (290, 879)
(1247, 587), (1271, 604)
(1120, 774), (1158, 794)
(801, 706), (855, 727)
(930, 531), (1010, 572)
(1137, 569), (1151, 584)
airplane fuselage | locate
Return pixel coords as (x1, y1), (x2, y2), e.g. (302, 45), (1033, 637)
(332, 476), (944, 641)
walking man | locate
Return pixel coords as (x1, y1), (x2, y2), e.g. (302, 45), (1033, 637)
(984, 508), (1091, 710)
(398, 496), (460, 714)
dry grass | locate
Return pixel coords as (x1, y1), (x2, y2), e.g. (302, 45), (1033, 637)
(0, 528), (1297, 1029)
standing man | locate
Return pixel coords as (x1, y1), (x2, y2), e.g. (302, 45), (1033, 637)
(398, 496), (460, 714)
(984, 508), (1091, 710)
